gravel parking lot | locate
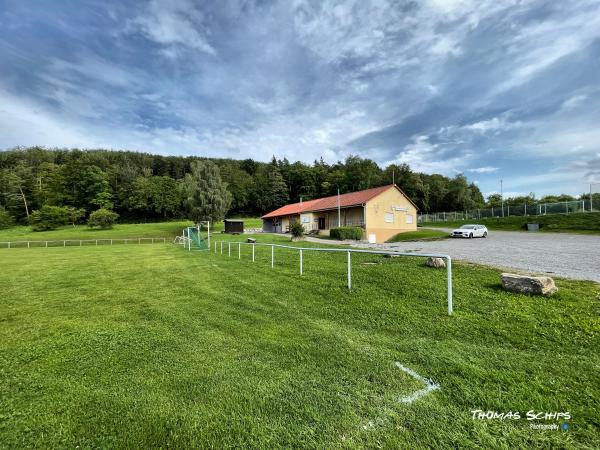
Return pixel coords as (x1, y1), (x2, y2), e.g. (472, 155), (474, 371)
(358, 229), (600, 282)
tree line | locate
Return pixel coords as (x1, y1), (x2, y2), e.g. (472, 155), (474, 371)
(0, 147), (588, 226)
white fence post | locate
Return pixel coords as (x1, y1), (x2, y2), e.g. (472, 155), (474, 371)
(271, 245), (274, 268)
(447, 257), (453, 315)
(238, 242), (241, 259)
(299, 249), (303, 275)
(220, 241), (223, 254)
(252, 244), (255, 262)
(347, 251), (351, 289)
(228, 242), (231, 257)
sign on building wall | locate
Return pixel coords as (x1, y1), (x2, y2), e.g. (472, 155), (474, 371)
(392, 205), (409, 212)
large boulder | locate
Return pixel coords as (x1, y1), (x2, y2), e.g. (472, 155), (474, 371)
(426, 257), (446, 268)
(501, 273), (558, 296)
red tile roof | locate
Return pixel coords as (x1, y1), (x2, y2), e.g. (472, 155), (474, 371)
(262, 184), (403, 219)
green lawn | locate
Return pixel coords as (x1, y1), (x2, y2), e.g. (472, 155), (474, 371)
(387, 229), (449, 242)
(422, 212), (600, 234)
(0, 218), (262, 242)
(0, 234), (598, 448)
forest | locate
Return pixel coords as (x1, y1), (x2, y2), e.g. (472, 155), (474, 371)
(0, 147), (584, 225)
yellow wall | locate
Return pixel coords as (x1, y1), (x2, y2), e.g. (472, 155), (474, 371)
(300, 212), (314, 232)
(365, 187), (417, 243)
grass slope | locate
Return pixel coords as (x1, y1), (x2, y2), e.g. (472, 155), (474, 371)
(422, 212), (600, 234)
(387, 229), (449, 242)
(0, 218), (262, 242)
(0, 235), (598, 448)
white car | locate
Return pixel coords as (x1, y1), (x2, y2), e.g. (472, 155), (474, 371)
(450, 224), (488, 238)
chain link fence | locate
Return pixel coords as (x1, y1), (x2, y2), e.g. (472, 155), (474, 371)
(419, 199), (590, 223)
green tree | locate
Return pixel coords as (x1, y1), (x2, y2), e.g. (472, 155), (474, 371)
(29, 205), (71, 231)
(88, 208), (119, 229)
(181, 160), (232, 223)
(0, 207), (15, 229)
(255, 164), (288, 213)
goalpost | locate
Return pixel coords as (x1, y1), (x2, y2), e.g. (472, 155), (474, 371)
(181, 221), (210, 251)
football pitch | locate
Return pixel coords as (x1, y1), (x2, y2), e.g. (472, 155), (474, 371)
(0, 236), (598, 448)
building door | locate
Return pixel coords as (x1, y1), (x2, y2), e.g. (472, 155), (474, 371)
(318, 217), (326, 230)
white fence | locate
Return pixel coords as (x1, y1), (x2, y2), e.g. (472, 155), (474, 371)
(211, 240), (454, 316)
(419, 199), (589, 223)
(0, 237), (167, 249)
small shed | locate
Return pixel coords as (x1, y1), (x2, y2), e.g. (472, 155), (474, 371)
(224, 219), (244, 234)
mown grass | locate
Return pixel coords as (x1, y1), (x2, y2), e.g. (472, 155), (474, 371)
(422, 212), (600, 234)
(387, 229), (449, 242)
(0, 234), (598, 448)
(0, 218), (262, 242)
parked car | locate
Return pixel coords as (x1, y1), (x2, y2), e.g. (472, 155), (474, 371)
(450, 224), (488, 238)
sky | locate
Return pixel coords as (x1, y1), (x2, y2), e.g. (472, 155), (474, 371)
(1, 0), (599, 198)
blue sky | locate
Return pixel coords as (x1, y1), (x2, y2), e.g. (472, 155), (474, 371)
(1, 0), (599, 198)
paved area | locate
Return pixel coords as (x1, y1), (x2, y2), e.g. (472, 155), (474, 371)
(307, 230), (600, 282)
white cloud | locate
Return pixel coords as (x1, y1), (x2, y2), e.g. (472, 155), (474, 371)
(388, 135), (469, 174)
(127, 0), (215, 56)
(467, 166), (498, 173)
(463, 116), (522, 133)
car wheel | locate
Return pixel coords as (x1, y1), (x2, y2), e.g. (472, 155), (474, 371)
(483, 231), (487, 238)
(469, 233), (473, 239)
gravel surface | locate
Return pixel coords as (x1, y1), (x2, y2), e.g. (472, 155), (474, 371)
(345, 230), (600, 282)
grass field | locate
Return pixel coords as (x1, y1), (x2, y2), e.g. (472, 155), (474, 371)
(1, 233), (599, 448)
(0, 218), (262, 242)
(422, 212), (600, 234)
(387, 229), (449, 242)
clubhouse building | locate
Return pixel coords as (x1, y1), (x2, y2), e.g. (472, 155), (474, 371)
(261, 184), (418, 243)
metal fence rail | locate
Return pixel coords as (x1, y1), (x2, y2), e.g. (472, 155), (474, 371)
(212, 240), (454, 316)
(419, 199), (590, 223)
(0, 237), (167, 249)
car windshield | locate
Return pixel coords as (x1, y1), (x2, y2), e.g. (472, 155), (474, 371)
(459, 225), (477, 229)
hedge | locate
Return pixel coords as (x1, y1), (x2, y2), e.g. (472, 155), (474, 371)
(330, 226), (363, 240)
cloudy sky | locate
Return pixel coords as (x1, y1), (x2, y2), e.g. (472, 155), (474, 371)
(1, 0), (599, 197)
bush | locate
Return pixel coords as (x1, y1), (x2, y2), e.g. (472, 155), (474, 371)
(88, 208), (119, 229)
(0, 207), (15, 229)
(289, 221), (304, 238)
(29, 205), (70, 231)
(330, 226), (363, 240)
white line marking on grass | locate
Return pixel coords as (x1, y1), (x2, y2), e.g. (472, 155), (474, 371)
(395, 362), (440, 404)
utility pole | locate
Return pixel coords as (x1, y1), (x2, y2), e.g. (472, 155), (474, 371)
(337, 187), (341, 227)
(500, 179), (504, 218)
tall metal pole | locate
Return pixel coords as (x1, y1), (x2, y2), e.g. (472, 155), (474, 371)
(500, 179), (504, 218)
(337, 187), (341, 227)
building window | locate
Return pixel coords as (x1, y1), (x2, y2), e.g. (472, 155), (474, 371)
(385, 213), (394, 223)
(406, 214), (413, 224)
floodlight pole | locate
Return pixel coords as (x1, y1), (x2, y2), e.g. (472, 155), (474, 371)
(500, 179), (504, 218)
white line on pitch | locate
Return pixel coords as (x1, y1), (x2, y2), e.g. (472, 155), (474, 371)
(395, 362), (440, 404)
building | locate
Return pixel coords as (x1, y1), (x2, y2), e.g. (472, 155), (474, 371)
(261, 184), (418, 243)
(223, 219), (244, 234)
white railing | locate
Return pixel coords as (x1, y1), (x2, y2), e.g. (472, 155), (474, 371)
(0, 237), (167, 249)
(212, 240), (454, 316)
(419, 199), (589, 223)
